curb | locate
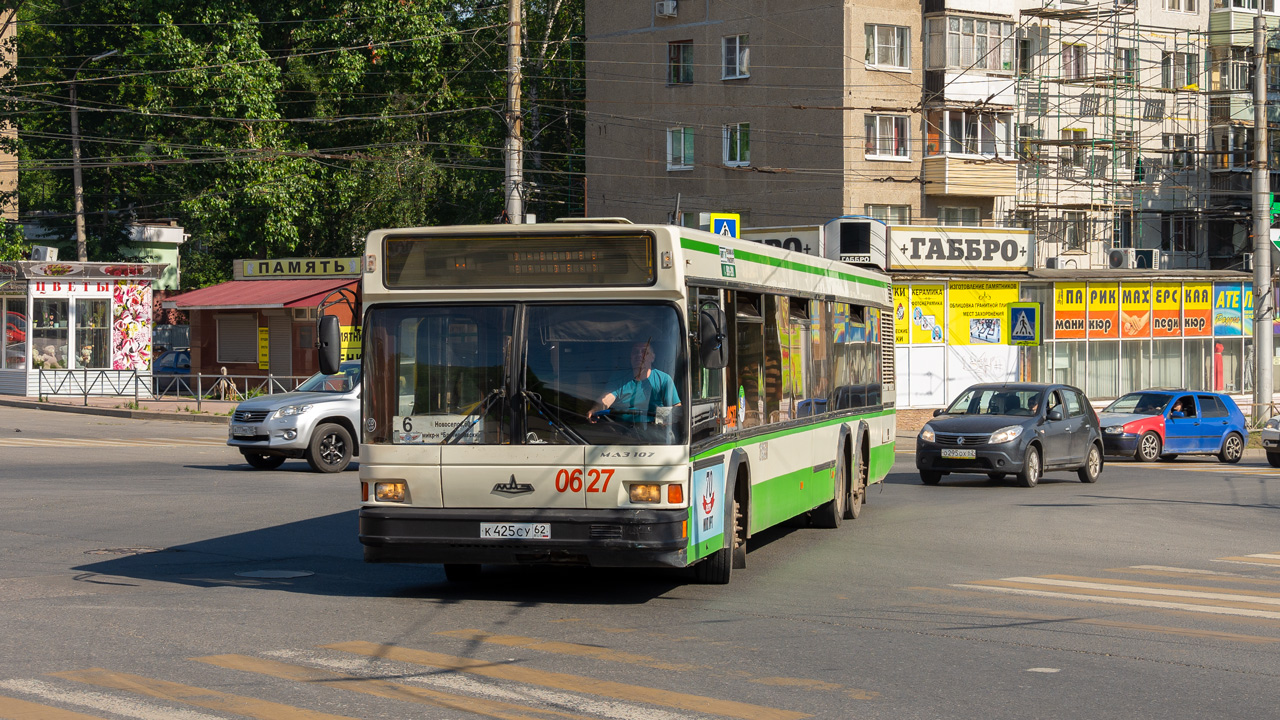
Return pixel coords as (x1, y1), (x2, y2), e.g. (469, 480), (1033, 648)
(0, 397), (230, 424)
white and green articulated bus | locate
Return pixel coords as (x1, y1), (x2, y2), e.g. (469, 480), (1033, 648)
(318, 218), (896, 583)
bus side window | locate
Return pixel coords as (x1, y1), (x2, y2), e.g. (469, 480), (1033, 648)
(689, 287), (724, 442)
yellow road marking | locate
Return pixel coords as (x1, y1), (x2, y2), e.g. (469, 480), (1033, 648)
(0, 693), (108, 720)
(1116, 566), (1280, 585)
(50, 669), (353, 720)
(956, 579), (1280, 619)
(1217, 553), (1280, 566)
(435, 629), (702, 671)
(326, 641), (810, 720)
(197, 654), (592, 720)
(1037, 574), (1280, 600)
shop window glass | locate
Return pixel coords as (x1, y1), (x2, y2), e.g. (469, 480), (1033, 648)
(4, 297), (26, 370)
(1184, 338), (1210, 391)
(75, 298), (111, 369)
(1018, 345), (1047, 382)
(1120, 340), (1150, 395)
(1214, 339), (1243, 393)
(1242, 337), (1254, 394)
(1087, 341), (1120, 399)
(32, 298), (69, 370)
(1152, 339), (1183, 389)
(1020, 283), (1053, 341)
(1051, 341), (1086, 390)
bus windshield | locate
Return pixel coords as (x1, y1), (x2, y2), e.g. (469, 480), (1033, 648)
(364, 303), (687, 446)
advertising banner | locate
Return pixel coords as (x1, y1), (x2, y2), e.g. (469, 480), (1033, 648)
(909, 285), (945, 344)
(1183, 282), (1212, 337)
(1152, 282), (1182, 337)
(1087, 283), (1119, 339)
(1213, 283), (1243, 336)
(1120, 282), (1151, 338)
(888, 226), (1034, 272)
(1243, 282), (1254, 337)
(947, 281), (1020, 346)
(893, 285), (909, 345)
(1053, 282), (1086, 339)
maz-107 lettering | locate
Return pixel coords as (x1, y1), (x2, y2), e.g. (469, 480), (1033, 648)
(596, 451), (655, 458)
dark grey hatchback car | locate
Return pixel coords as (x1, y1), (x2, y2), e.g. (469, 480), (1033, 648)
(915, 382), (1104, 487)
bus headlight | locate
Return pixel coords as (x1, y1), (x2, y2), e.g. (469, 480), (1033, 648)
(374, 482), (406, 502)
(629, 484), (661, 503)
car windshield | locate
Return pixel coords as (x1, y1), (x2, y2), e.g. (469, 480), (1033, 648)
(295, 362), (361, 393)
(1103, 392), (1171, 415)
(363, 302), (687, 446)
(943, 388), (1042, 416)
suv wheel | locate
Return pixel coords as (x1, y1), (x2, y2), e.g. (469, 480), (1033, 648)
(306, 423), (353, 473)
(242, 451), (285, 470)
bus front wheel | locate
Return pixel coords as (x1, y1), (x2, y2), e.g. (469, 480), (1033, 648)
(694, 490), (743, 584)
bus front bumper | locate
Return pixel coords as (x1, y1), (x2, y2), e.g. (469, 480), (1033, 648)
(359, 507), (689, 568)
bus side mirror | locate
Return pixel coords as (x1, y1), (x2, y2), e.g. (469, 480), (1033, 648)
(317, 314), (341, 375)
(698, 302), (728, 370)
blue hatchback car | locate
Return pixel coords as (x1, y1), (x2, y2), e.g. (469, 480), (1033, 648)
(1098, 390), (1247, 463)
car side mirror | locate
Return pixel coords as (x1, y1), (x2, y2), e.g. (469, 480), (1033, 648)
(697, 301), (728, 370)
(1047, 408), (1063, 422)
(1170, 411), (1186, 419)
(932, 408), (944, 417)
(318, 314), (342, 375)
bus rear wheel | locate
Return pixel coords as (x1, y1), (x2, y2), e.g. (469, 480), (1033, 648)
(812, 449), (846, 528)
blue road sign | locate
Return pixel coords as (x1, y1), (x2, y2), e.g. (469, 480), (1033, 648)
(1009, 302), (1040, 346)
(710, 213), (740, 238)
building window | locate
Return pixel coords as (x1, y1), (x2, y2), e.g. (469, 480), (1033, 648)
(668, 41), (693, 84)
(1113, 47), (1136, 84)
(217, 314), (258, 364)
(1113, 210), (1134, 248)
(1017, 123), (1040, 159)
(1061, 211), (1088, 250)
(722, 34), (749, 79)
(1209, 47), (1250, 92)
(1162, 51), (1198, 90)
(1115, 130), (1135, 169)
(865, 24), (910, 70)
(1062, 44), (1087, 80)
(667, 127), (694, 170)
(723, 122), (750, 166)
(865, 205), (912, 223)
(939, 207), (981, 226)
(1165, 0), (1198, 11)
(864, 115), (909, 158)
(3, 297), (26, 369)
(1162, 214), (1196, 253)
(1224, 0), (1277, 10)
(926, 16), (1016, 73)
(926, 110), (1012, 157)
(1163, 133), (1197, 169)
(1061, 128), (1087, 168)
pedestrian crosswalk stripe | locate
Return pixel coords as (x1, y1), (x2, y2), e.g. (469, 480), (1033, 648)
(953, 576), (1280, 620)
(50, 668), (355, 720)
(1215, 553), (1280, 566)
(325, 641), (811, 720)
(0, 678), (226, 720)
(0, 691), (109, 719)
(434, 629), (703, 671)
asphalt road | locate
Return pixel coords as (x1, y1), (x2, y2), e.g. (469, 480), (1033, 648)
(1, 404), (1277, 720)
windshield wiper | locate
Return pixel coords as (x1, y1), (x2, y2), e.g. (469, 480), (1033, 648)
(441, 388), (505, 444)
(522, 389), (586, 445)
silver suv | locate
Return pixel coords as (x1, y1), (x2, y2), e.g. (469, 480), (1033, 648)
(227, 361), (361, 472)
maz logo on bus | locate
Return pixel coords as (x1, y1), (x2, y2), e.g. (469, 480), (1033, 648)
(555, 468), (614, 493)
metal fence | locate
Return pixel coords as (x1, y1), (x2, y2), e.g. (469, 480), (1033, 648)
(39, 369), (311, 412)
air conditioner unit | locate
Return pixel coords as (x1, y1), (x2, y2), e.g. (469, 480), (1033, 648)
(1135, 248), (1158, 269)
(30, 246), (58, 262)
(1044, 257), (1059, 269)
(1108, 248), (1158, 269)
(291, 307), (317, 322)
(655, 0), (677, 17)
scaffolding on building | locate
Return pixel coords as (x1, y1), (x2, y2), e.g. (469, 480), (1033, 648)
(1015, 1), (1207, 269)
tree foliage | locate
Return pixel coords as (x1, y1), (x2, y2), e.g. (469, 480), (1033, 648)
(0, 0), (583, 288)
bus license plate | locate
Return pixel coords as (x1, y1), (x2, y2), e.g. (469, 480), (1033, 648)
(940, 448), (976, 459)
(480, 522), (551, 539)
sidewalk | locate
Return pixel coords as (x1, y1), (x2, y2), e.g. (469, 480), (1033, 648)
(0, 393), (237, 424)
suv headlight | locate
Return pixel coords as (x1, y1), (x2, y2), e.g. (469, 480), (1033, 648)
(1266, 417), (1280, 430)
(920, 424), (935, 442)
(988, 425), (1023, 444)
(276, 404), (313, 417)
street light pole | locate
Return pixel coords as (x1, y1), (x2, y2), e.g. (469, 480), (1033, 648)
(1253, 13), (1273, 422)
(504, 0), (523, 224)
(70, 49), (117, 262)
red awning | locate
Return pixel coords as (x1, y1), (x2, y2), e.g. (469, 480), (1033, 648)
(164, 279), (357, 310)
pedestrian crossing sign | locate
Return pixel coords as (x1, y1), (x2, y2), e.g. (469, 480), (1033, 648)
(1009, 302), (1040, 346)
(709, 213), (740, 239)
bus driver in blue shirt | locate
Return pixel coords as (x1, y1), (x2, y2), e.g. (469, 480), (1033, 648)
(589, 340), (681, 423)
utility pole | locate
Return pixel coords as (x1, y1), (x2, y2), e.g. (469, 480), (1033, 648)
(70, 49), (117, 262)
(1253, 9), (1273, 422)
(504, 0), (524, 224)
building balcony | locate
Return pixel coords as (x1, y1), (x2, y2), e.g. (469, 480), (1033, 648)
(922, 155), (1017, 197)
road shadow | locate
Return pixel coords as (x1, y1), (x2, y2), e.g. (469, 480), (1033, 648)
(71, 510), (683, 604)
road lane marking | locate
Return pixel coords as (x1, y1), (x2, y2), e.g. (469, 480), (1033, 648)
(1124, 565), (1243, 576)
(1033, 574), (1280, 602)
(0, 438), (226, 448)
(0, 679), (226, 720)
(1215, 553), (1280, 567)
(50, 669), (354, 720)
(197, 654), (597, 720)
(265, 649), (705, 720)
(0, 692), (109, 719)
(952, 581), (1280, 620)
(325, 641), (811, 720)
(435, 629), (704, 672)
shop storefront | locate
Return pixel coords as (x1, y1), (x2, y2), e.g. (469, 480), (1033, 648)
(0, 261), (164, 396)
(893, 270), (1258, 407)
(164, 257), (360, 382)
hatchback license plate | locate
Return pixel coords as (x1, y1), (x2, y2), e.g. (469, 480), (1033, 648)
(230, 425), (257, 437)
(940, 448), (976, 459)
(480, 522), (551, 539)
